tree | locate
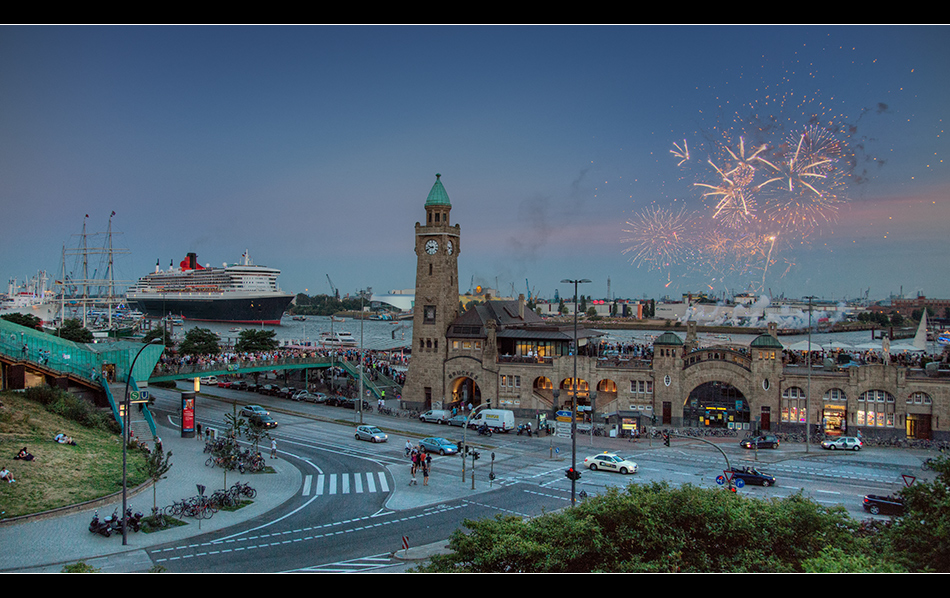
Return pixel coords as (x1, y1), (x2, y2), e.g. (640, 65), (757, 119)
(177, 327), (220, 356)
(414, 482), (893, 573)
(235, 329), (279, 353)
(1, 312), (43, 330)
(138, 447), (173, 513)
(883, 455), (950, 572)
(56, 318), (94, 343)
(142, 327), (172, 346)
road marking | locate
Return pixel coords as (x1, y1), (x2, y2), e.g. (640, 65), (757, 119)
(303, 472), (390, 496)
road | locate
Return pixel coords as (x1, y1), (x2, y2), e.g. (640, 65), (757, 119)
(139, 382), (925, 572)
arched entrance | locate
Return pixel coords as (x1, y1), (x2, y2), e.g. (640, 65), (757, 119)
(684, 381), (750, 428)
(448, 376), (482, 410)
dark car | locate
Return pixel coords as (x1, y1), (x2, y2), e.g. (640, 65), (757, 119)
(258, 384), (277, 395)
(727, 466), (776, 487)
(341, 398), (370, 410)
(277, 387), (296, 398)
(863, 494), (904, 516)
(244, 383), (259, 393)
(248, 413), (278, 429)
(326, 395), (347, 407)
(740, 435), (780, 449)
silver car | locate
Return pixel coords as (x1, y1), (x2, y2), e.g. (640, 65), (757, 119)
(355, 425), (388, 443)
(821, 436), (863, 451)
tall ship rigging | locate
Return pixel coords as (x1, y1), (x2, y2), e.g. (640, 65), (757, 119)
(126, 251), (294, 325)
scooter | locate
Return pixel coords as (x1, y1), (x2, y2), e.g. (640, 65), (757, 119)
(89, 510), (112, 537)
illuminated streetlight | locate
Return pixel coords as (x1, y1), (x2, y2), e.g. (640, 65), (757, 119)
(561, 278), (590, 507)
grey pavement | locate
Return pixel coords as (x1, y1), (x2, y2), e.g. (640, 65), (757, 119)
(0, 416), (456, 573)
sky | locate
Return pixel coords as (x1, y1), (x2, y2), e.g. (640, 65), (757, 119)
(1, 25), (948, 306)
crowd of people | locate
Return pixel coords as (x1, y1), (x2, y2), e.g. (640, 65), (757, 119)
(405, 440), (432, 486)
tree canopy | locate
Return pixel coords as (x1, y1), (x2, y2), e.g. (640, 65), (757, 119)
(414, 481), (907, 573)
(177, 327), (220, 356)
(234, 329), (279, 353)
(56, 318), (94, 343)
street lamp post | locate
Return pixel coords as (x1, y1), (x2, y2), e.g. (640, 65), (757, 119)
(122, 338), (162, 545)
(804, 296), (817, 454)
(561, 278), (590, 507)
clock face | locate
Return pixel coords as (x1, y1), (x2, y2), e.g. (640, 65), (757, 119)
(447, 240), (453, 255)
(425, 239), (438, 255)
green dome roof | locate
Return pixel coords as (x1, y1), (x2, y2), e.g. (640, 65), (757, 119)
(750, 334), (784, 349)
(654, 331), (684, 345)
(425, 173), (451, 207)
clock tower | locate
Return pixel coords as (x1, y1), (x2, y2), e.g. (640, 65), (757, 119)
(402, 174), (460, 409)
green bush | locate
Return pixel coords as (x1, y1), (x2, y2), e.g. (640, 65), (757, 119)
(24, 386), (119, 433)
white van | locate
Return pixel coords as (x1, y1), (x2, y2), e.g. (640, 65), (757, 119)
(468, 409), (515, 432)
(419, 409), (452, 424)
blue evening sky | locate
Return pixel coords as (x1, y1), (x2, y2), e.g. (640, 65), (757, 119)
(1, 25), (947, 304)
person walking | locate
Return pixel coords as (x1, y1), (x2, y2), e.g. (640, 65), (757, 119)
(270, 438), (278, 459)
(422, 457), (430, 486)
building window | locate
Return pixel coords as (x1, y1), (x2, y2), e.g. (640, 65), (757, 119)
(857, 390), (895, 427)
(823, 388), (846, 402)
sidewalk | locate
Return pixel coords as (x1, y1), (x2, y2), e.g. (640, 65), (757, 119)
(0, 415), (469, 573)
(0, 420), (301, 573)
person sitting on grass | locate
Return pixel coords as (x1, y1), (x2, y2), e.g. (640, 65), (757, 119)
(0, 467), (14, 483)
(14, 447), (34, 461)
(54, 433), (76, 446)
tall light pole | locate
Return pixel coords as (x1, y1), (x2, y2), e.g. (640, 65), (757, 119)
(122, 337), (162, 545)
(561, 278), (590, 507)
(804, 295), (817, 454)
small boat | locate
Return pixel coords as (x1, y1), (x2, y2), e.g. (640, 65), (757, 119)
(938, 330), (950, 346)
(292, 316), (307, 321)
(319, 331), (358, 347)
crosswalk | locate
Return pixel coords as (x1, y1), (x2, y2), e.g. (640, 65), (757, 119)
(302, 471), (391, 496)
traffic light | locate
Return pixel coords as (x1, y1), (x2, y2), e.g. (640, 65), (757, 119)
(663, 433), (670, 447)
(565, 467), (581, 481)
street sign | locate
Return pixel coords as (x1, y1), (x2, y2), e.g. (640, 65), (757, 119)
(129, 390), (150, 403)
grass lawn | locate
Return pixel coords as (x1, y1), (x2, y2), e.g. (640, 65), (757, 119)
(0, 391), (149, 520)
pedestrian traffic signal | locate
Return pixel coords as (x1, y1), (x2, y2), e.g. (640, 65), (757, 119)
(663, 433), (670, 447)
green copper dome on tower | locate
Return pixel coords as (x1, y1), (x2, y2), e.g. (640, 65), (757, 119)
(425, 173), (451, 207)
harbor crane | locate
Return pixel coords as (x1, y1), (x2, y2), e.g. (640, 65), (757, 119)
(326, 274), (339, 299)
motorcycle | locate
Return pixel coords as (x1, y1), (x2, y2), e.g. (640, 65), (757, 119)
(517, 424), (533, 436)
(124, 507), (144, 533)
(477, 424), (493, 437)
(88, 510), (112, 537)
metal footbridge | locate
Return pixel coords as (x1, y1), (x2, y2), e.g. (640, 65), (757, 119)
(0, 318), (393, 447)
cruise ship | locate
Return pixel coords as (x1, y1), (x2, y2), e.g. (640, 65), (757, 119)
(126, 252), (294, 325)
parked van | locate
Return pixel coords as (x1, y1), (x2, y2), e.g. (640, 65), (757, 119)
(468, 409), (516, 432)
(419, 409), (452, 424)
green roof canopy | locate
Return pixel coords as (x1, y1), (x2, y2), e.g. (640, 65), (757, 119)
(425, 173), (451, 207)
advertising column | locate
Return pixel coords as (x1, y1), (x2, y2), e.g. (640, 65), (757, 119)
(181, 391), (196, 438)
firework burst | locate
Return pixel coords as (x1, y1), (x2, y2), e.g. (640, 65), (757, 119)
(621, 205), (695, 271)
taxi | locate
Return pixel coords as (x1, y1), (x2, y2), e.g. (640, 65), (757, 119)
(583, 452), (638, 474)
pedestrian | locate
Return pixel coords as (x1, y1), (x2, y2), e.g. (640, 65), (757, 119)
(196, 422), (202, 441)
(422, 459), (430, 486)
(405, 439), (412, 457)
(155, 436), (163, 453)
(270, 438), (278, 458)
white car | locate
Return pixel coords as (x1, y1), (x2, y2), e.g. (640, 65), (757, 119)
(199, 375), (218, 385)
(355, 425), (388, 443)
(583, 452), (638, 474)
(821, 436), (863, 451)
